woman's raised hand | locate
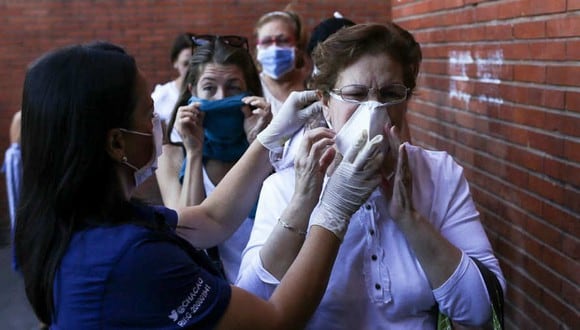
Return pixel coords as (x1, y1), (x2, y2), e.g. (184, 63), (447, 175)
(175, 102), (205, 153)
(242, 96), (272, 143)
(293, 127), (336, 212)
(388, 143), (415, 224)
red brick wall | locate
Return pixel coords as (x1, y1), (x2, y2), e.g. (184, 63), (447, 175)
(392, 0), (579, 328)
(0, 0), (389, 228)
(2, 0), (578, 328)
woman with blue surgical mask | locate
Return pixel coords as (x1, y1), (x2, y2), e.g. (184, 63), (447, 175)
(255, 10), (309, 116)
(156, 35), (272, 283)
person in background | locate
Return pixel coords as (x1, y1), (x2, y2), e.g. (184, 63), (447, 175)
(3, 110), (22, 271)
(156, 35), (271, 283)
(237, 23), (506, 329)
(151, 32), (193, 143)
(254, 9), (309, 116)
(133, 33), (195, 206)
(15, 41), (384, 329)
(306, 12), (355, 76)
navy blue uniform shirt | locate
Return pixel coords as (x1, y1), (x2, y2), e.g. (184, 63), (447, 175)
(51, 203), (231, 329)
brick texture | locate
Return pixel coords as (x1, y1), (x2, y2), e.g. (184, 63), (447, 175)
(394, 1), (579, 329)
(0, 0), (390, 240)
(1, 0), (578, 328)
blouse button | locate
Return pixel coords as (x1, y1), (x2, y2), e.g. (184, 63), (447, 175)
(375, 283), (381, 290)
(365, 204), (372, 210)
(369, 229), (375, 236)
(371, 254), (378, 261)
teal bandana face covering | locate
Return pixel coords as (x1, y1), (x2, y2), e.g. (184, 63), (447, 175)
(187, 92), (250, 162)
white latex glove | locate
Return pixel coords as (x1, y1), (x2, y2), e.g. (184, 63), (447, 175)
(257, 90), (322, 153)
(310, 130), (383, 241)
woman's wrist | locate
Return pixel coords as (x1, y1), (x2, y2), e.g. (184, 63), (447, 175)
(185, 149), (203, 162)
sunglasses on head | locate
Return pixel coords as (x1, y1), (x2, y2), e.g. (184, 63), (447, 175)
(190, 34), (249, 50)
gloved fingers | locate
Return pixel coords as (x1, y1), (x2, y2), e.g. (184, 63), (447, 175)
(258, 90), (320, 153)
(343, 129), (368, 164)
(353, 134), (383, 170)
(298, 101), (323, 120)
(289, 90), (319, 108)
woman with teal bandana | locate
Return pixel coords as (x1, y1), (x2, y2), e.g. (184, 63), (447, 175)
(157, 36), (272, 283)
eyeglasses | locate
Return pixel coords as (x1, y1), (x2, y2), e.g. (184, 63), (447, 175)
(257, 35), (295, 48)
(330, 84), (410, 105)
(191, 35), (249, 50)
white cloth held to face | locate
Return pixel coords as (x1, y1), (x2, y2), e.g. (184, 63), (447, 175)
(333, 100), (390, 157)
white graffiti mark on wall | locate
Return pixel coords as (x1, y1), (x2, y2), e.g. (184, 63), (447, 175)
(476, 50), (503, 84)
(449, 50), (473, 81)
(448, 50), (504, 105)
(478, 95), (504, 104)
(449, 87), (472, 103)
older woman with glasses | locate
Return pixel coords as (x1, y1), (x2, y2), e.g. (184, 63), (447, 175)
(237, 23), (505, 329)
(156, 35), (272, 283)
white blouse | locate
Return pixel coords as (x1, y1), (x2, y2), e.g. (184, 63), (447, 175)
(237, 143), (506, 329)
(151, 80), (182, 143)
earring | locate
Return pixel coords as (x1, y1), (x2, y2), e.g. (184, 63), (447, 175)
(122, 156), (128, 163)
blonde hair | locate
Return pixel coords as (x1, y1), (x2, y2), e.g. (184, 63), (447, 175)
(255, 10), (306, 50)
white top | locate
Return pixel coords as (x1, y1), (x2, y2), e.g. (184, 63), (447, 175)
(151, 80), (182, 143)
(237, 144), (506, 329)
(260, 75), (284, 117)
(202, 166), (253, 284)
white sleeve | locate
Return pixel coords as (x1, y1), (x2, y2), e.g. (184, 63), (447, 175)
(235, 169), (295, 299)
(409, 146), (505, 325)
(433, 252), (493, 326)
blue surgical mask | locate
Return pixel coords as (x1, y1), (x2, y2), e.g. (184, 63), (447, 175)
(187, 92), (250, 162)
(257, 46), (295, 80)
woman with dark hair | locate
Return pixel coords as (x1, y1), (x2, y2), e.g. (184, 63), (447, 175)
(156, 36), (271, 283)
(15, 40), (383, 329)
(238, 23), (505, 329)
(151, 32), (194, 142)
